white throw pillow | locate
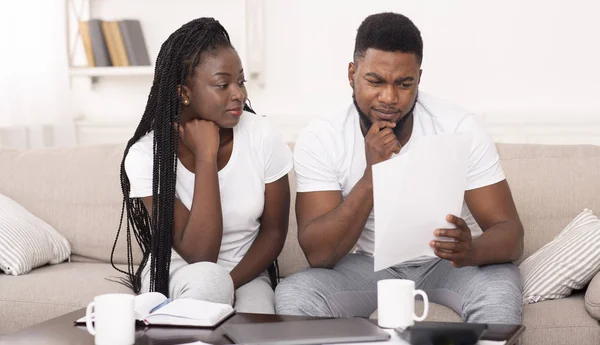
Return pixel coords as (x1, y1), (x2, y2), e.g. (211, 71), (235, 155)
(520, 209), (600, 304)
(0, 194), (71, 275)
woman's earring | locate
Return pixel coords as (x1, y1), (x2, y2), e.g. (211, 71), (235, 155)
(183, 98), (189, 105)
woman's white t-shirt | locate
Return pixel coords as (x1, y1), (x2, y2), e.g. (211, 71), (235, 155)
(124, 111), (293, 272)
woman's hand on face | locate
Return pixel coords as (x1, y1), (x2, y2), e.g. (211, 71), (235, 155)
(179, 119), (220, 162)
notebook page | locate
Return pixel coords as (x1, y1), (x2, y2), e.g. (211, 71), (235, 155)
(134, 292), (168, 319)
(145, 298), (234, 326)
(74, 292), (168, 324)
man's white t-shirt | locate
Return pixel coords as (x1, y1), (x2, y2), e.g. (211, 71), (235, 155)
(125, 112), (293, 272)
(293, 92), (505, 263)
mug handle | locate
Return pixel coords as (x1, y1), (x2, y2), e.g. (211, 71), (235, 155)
(85, 301), (96, 336)
(413, 289), (429, 322)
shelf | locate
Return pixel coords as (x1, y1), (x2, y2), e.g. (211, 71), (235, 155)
(68, 66), (154, 77)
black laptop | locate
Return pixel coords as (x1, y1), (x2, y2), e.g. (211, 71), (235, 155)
(222, 317), (391, 345)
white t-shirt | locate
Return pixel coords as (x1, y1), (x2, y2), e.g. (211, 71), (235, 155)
(293, 92), (505, 262)
(125, 111), (293, 272)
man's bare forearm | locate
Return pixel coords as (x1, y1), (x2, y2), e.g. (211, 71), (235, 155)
(300, 171), (374, 268)
(471, 221), (524, 266)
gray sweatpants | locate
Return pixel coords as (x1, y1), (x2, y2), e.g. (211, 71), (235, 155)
(275, 253), (522, 324)
(142, 261), (275, 314)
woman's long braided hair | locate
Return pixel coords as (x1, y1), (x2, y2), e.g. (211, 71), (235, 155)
(109, 17), (279, 297)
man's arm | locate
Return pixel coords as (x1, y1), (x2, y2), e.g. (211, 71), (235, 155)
(296, 172), (374, 268)
(467, 179), (524, 264)
(432, 180), (524, 267)
(229, 175), (290, 289)
(297, 121), (401, 268)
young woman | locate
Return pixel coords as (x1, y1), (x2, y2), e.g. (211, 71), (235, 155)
(111, 17), (292, 314)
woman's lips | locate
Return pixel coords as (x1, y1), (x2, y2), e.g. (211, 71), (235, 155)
(227, 108), (243, 116)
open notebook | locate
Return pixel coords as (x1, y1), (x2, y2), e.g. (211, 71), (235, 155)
(75, 292), (235, 327)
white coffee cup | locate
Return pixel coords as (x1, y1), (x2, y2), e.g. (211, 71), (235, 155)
(85, 293), (135, 345)
(377, 279), (429, 329)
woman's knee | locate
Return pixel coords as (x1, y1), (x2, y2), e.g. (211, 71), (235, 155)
(170, 262), (234, 305)
(235, 275), (275, 314)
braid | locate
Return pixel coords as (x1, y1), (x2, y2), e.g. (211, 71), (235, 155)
(110, 18), (234, 297)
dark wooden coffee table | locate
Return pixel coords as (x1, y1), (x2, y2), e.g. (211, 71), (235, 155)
(0, 308), (524, 344)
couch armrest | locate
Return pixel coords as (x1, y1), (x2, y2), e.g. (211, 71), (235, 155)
(585, 271), (600, 320)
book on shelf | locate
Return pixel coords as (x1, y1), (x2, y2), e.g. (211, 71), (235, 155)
(86, 19), (111, 67)
(75, 292), (235, 328)
(119, 20), (151, 66)
(78, 21), (95, 67)
(77, 19), (151, 68)
(102, 21), (128, 66)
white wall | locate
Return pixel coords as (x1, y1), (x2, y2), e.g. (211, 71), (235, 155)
(73, 0), (600, 145)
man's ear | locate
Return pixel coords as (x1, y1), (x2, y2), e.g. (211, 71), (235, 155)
(418, 69), (423, 86)
(348, 62), (356, 89)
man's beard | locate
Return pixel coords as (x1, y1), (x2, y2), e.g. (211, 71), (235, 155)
(353, 92), (418, 137)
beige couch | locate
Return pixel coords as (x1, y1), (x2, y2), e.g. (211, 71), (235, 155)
(1, 142), (599, 344)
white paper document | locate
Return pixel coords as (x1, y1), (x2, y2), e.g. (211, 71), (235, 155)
(372, 133), (471, 271)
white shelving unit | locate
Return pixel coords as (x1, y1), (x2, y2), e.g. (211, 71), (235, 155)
(65, 0), (155, 140)
(66, 0), (154, 83)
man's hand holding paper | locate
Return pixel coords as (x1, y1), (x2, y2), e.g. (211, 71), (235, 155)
(372, 133), (472, 271)
(430, 213), (475, 268)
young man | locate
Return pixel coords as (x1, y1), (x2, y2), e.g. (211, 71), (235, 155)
(275, 12), (524, 324)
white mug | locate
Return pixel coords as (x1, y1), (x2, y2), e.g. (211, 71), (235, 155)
(85, 293), (135, 345)
(377, 279), (429, 329)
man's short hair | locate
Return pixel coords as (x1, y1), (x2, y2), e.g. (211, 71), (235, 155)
(353, 12), (423, 65)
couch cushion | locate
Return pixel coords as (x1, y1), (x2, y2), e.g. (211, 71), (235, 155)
(521, 293), (600, 345)
(0, 193), (71, 275)
(586, 272), (600, 320)
(497, 144), (600, 264)
(0, 145), (142, 265)
(278, 166), (309, 277)
(0, 262), (133, 334)
(520, 209), (600, 304)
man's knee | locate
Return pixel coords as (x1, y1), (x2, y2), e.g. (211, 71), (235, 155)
(171, 262), (234, 305)
(466, 264), (523, 324)
(480, 264), (523, 305)
(274, 269), (332, 317)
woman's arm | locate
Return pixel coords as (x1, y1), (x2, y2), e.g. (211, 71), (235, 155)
(229, 175), (290, 289)
(140, 156), (222, 263)
(140, 119), (224, 263)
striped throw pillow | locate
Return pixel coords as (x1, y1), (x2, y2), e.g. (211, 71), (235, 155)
(0, 194), (71, 275)
(520, 209), (600, 304)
